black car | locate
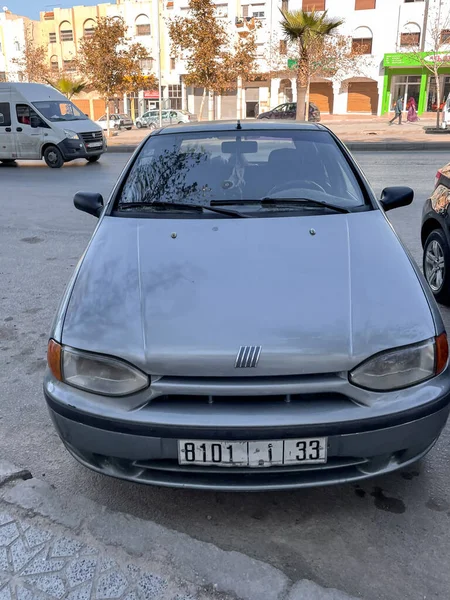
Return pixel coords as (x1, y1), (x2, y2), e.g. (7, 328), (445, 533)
(257, 102), (321, 123)
(422, 164), (450, 305)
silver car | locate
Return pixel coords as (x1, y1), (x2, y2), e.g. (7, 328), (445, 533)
(44, 121), (450, 491)
(135, 109), (197, 128)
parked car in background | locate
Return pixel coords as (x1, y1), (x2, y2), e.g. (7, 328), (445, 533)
(257, 102), (321, 123)
(96, 114), (133, 131)
(135, 109), (198, 128)
(45, 120), (450, 491)
(422, 163), (450, 304)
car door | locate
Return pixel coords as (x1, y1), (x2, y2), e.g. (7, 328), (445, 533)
(0, 99), (16, 159)
(272, 104), (287, 120)
(286, 103), (296, 119)
(15, 104), (45, 159)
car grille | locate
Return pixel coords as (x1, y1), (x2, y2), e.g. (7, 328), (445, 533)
(80, 131), (103, 144)
(150, 392), (352, 407)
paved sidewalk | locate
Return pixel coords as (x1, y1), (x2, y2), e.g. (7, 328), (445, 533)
(105, 116), (450, 153)
(0, 463), (359, 600)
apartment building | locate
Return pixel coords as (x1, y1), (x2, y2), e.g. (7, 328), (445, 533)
(1, 0), (450, 119)
(0, 10), (38, 83)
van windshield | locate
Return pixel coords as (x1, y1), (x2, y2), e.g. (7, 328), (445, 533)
(32, 101), (88, 122)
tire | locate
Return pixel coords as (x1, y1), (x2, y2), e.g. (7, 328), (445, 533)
(114, 123), (120, 130)
(136, 122), (142, 129)
(86, 155), (101, 163)
(126, 127), (132, 130)
(43, 146), (64, 169)
(423, 229), (450, 305)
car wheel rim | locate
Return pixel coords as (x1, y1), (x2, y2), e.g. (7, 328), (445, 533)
(48, 151), (58, 164)
(425, 239), (446, 292)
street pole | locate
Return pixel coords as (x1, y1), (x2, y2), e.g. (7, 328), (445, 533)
(156, 0), (162, 127)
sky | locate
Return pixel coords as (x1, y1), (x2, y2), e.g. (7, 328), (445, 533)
(4, 0), (116, 20)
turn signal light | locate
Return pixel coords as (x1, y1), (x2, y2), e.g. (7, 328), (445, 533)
(47, 339), (62, 381)
(436, 332), (449, 376)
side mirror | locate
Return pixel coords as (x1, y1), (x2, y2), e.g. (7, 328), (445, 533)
(30, 116), (41, 128)
(380, 186), (414, 212)
(74, 191), (104, 218)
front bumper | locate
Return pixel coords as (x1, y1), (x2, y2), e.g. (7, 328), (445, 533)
(58, 138), (106, 161)
(44, 373), (450, 491)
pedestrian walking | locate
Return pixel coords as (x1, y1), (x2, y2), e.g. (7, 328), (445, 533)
(406, 97), (419, 123)
(389, 96), (404, 125)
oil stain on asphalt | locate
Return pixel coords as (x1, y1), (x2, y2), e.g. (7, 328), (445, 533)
(371, 487), (406, 514)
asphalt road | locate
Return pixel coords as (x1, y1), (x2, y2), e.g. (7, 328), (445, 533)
(1, 152), (449, 600)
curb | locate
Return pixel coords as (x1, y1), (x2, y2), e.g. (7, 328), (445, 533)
(0, 465), (359, 600)
(105, 141), (450, 153)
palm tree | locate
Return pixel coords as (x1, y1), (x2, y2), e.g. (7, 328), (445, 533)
(280, 9), (343, 120)
(47, 77), (87, 99)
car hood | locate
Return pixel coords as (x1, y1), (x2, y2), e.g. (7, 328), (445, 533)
(62, 212), (435, 376)
(51, 119), (102, 133)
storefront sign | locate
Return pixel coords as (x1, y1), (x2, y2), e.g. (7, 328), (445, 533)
(384, 52), (450, 67)
(143, 90), (159, 99)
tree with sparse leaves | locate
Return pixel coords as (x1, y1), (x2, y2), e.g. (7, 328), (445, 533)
(168, 0), (259, 120)
(12, 25), (50, 83)
(77, 17), (153, 135)
(405, 7), (450, 128)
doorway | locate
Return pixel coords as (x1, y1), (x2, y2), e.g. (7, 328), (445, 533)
(390, 75), (420, 111)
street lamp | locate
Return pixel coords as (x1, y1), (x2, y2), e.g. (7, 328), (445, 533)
(156, 0), (162, 126)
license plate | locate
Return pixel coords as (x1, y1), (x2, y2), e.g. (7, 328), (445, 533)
(178, 438), (327, 468)
(87, 141), (103, 148)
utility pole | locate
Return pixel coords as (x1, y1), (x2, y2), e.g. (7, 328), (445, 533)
(421, 0), (430, 51)
(156, 0), (163, 126)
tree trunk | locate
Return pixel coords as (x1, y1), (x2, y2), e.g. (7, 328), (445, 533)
(296, 76), (306, 121)
(237, 77), (243, 120)
(208, 89), (214, 121)
(436, 71), (441, 129)
(106, 99), (111, 138)
(304, 77), (311, 123)
(199, 88), (207, 121)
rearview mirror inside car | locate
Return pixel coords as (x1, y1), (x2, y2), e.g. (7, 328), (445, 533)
(221, 141), (258, 154)
(380, 187), (414, 212)
(74, 191), (104, 218)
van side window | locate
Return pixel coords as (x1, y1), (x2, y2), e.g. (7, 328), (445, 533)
(0, 102), (11, 126)
(16, 104), (48, 128)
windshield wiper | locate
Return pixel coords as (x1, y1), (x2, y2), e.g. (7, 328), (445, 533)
(118, 201), (249, 218)
(211, 198), (350, 214)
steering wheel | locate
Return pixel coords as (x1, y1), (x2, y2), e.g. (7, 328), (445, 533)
(268, 179), (326, 196)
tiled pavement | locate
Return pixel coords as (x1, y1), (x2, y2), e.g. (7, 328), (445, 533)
(0, 512), (197, 600)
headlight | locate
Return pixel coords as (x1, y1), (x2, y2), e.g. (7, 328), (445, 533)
(349, 334), (448, 391)
(48, 342), (149, 396)
(64, 129), (79, 140)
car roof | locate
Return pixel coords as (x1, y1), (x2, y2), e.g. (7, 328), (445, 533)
(155, 120), (326, 135)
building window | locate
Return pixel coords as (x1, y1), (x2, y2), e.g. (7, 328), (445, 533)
(49, 32), (56, 43)
(140, 58), (154, 70)
(441, 29), (450, 44)
(352, 37), (372, 53)
(253, 10), (265, 17)
(168, 84), (182, 110)
(83, 19), (96, 39)
(355, 0), (375, 8)
(400, 32), (420, 46)
(279, 39), (287, 54)
(135, 14), (151, 36)
(60, 22), (74, 42)
(215, 4), (228, 17)
(352, 26), (373, 54)
(302, 0), (325, 10)
(281, 0), (289, 11)
(50, 56), (59, 72)
(242, 5), (249, 17)
(44, 11), (54, 20)
(404, 0), (424, 3)
(170, 57), (176, 70)
(63, 60), (76, 73)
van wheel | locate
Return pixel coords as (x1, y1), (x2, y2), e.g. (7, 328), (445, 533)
(44, 146), (64, 168)
(86, 155), (101, 163)
(423, 229), (450, 305)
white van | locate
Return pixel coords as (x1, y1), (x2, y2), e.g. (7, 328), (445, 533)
(442, 94), (450, 129)
(0, 83), (106, 168)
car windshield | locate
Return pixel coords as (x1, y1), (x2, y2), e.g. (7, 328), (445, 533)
(118, 129), (367, 213)
(33, 101), (87, 122)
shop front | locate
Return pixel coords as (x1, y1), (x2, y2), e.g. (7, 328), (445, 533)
(382, 53), (450, 115)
